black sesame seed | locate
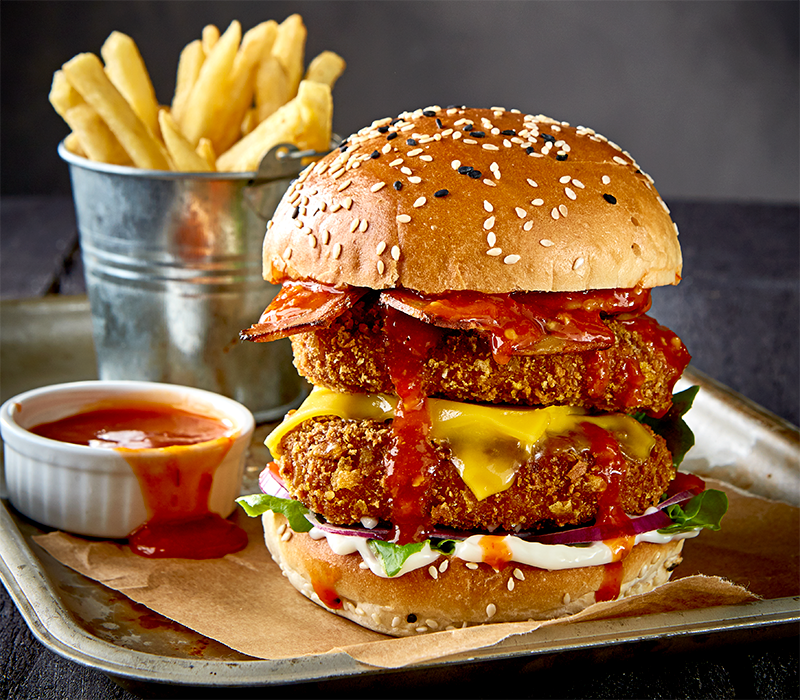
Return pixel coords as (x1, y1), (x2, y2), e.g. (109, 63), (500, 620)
(370, 150), (380, 159)
(501, 129), (516, 136)
(435, 118), (444, 129)
(556, 153), (568, 161)
(292, 206), (300, 219)
(378, 126), (389, 134)
(407, 614), (417, 623)
(525, 146), (535, 154)
(457, 165), (473, 174)
(393, 181), (403, 190)
(603, 193), (617, 204)
(471, 131), (486, 138)
(463, 124), (474, 131)
(386, 132), (398, 141)
(391, 118), (402, 125)
(338, 143), (349, 153)
(406, 138), (417, 146)
(541, 133), (556, 143)
(422, 109), (436, 117)
(434, 189), (449, 197)
(468, 169), (482, 179)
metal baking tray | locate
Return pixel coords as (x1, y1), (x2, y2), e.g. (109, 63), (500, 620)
(1, 295), (798, 688)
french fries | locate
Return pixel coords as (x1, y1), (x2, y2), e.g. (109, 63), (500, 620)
(50, 15), (345, 173)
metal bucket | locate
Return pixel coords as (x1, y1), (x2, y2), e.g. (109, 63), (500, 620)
(58, 142), (312, 423)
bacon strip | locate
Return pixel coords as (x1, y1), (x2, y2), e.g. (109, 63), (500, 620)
(239, 281), (367, 342)
(380, 288), (651, 361)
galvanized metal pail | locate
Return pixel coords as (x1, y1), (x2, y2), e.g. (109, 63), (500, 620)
(59, 142), (311, 423)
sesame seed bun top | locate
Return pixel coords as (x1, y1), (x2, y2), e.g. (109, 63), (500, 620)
(263, 106), (682, 293)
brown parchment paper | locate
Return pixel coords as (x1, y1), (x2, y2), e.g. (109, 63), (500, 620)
(33, 480), (796, 669)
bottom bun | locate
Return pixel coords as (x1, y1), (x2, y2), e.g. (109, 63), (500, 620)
(262, 512), (684, 637)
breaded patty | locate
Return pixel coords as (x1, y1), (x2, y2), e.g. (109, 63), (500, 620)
(290, 298), (687, 417)
(275, 415), (675, 532)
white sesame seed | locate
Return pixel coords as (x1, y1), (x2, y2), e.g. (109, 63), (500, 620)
(504, 254), (521, 265)
(484, 200), (494, 212)
(416, 627), (427, 633)
(426, 619), (439, 630)
(463, 138), (478, 145)
(559, 175), (571, 184)
(281, 529), (292, 542)
(602, 175), (611, 185)
(482, 143), (499, 151)
(486, 247), (503, 256)
(466, 562), (479, 570)
(439, 559), (449, 573)
(330, 201), (342, 213)
(540, 239), (554, 247)
(428, 565), (439, 579)
(532, 198), (544, 206)
(407, 148), (423, 157)
(451, 159), (461, 170)
(391, 245), (401, 260)
(337, 179), (351, 192)
(523, 220), (533, 231)
(441, 128), (453, 136)
(486, 603), (497, 619)
(483, 179), (497, 187)
(277, 523), (286, 536)
(513, 568), (525, 580)
(376, 242), (387, 255)
(349, 218), (360, 233)
(400, 166), (412, 176)
(573, 256), (585, 270)
(333, 243), (342, 258)
(321, 230), (330, 244)
(360, 219), (369, 233)
(503, 139), (512, 148)
(483, 216), (495, 230)
(381, 143), (392, 154)
(370, 182), (386, 192)
(572, 178), (585, 189)
(551, 207), (560, 220)
(452, 131), (462, 140)
(408, 176), (422, 184)
(308, 235), (317, 248)
(343, 197), (353, 210)
(419, 155), (433, 162)
(283, 246), (292, 259)
(613, 155), (627, 165)
(559, 204), (568, 217)
(377, 260), (385, 275)
(389, 158), (403, 167)
(396, 214), (411, 223)
(507, 578), (515, 591)
(413, 196), (427, 208)
(515, 207), (527, 218)
(318, 201), (327, 212)
(563, 593), (571, 605)
(391, 616), (401, 628)
(487, 232), (496, 247)
(331, 167), (345, 180)
(565, 187), (577, 200)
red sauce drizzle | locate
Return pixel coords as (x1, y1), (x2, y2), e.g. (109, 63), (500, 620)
(31, 403), (248, 559)
(312, 579), (344, 609)
(479, 536), (513, 570)
(381, 305), (443, 544)
(581, 422), (637, 603)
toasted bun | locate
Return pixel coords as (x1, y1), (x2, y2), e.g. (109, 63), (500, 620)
(263, 512), (684, 637)
(264, 106), (682, 294)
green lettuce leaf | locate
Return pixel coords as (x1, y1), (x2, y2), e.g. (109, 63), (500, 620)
(658, 489), (728, 534)
(368, 538), (457, 577)
(236, 494), (313, 533)
(633, 386), (699, 468)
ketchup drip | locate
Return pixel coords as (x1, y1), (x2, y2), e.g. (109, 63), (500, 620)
(581, 422), (637, 603)
(381, 305), (443, 544)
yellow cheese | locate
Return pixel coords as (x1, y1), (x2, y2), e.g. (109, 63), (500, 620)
(266, 388), (655, 501)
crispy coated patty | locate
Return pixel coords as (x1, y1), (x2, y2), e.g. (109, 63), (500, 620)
(290, 297), (685, 416)
(276, 416), (675, 532)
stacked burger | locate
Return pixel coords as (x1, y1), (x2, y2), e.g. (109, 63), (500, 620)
(238, 106), (726, 636)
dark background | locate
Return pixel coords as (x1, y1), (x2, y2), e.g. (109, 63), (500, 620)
(1, 0), (798, 202)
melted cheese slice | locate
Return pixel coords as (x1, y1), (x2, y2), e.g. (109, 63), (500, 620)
(266, 388), (655, 500)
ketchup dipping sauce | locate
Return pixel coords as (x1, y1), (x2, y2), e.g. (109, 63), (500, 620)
(0, 381), (256, 559)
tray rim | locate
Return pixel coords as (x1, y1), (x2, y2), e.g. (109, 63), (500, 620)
(1, 364), (799, 686)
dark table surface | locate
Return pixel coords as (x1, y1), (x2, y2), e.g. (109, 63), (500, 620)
(0, 195), (798, 698)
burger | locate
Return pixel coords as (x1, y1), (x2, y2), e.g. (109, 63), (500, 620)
(237, 106), (727, 637)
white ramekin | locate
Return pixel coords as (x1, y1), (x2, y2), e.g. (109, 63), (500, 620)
(0, 381), (255, 538)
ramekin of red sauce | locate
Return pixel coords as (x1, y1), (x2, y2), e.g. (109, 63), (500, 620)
(0, 381), (254, 558)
